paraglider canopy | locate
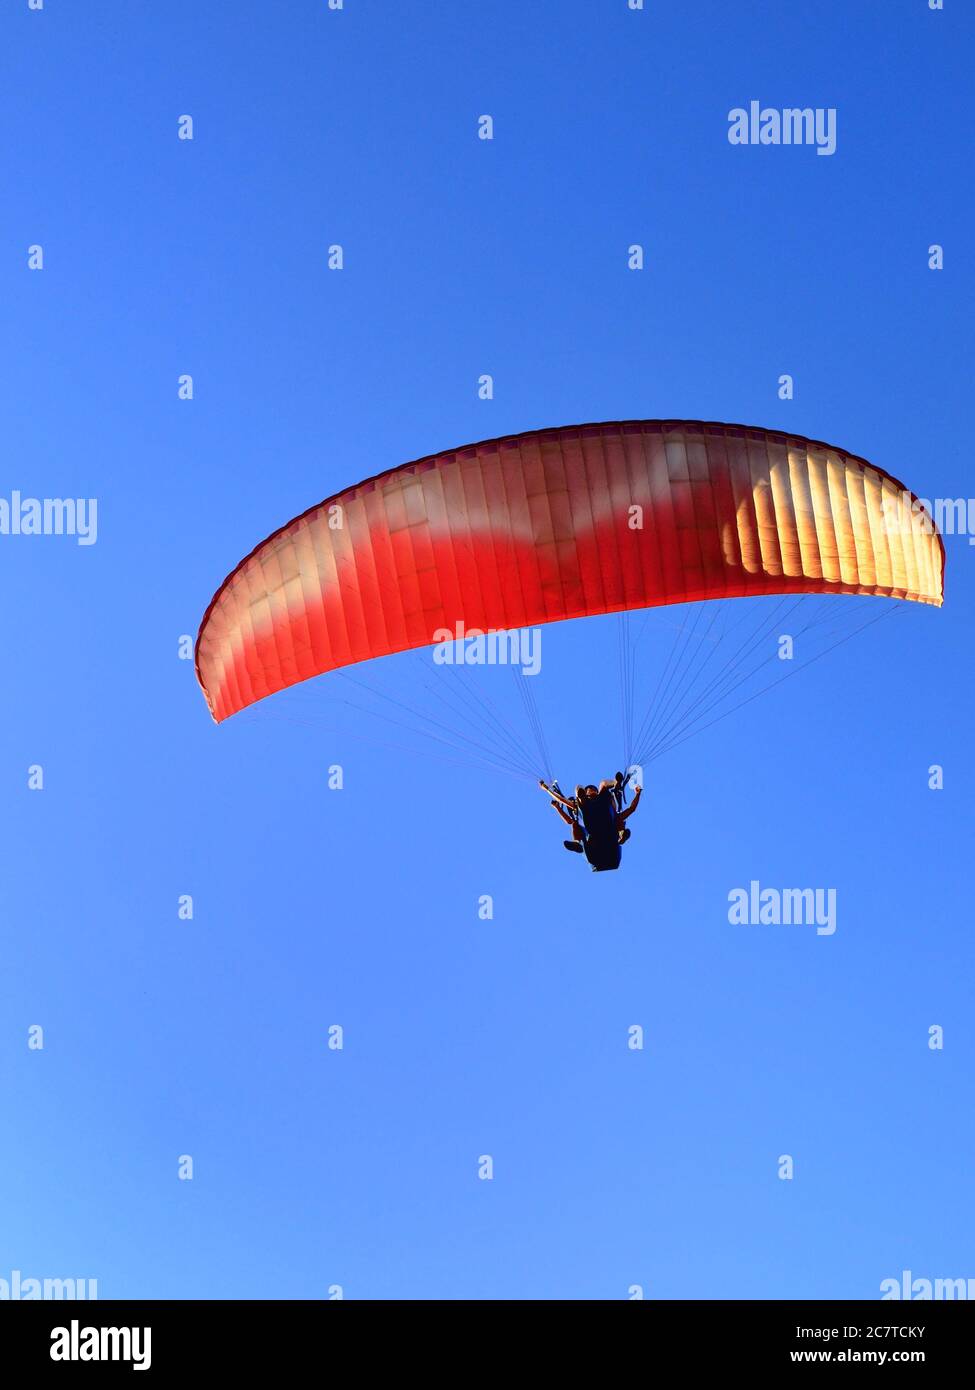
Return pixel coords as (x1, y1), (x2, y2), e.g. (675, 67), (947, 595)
(195, 419), (944, 725)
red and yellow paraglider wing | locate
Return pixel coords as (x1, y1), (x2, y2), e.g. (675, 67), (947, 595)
(195, 421), (944, 723)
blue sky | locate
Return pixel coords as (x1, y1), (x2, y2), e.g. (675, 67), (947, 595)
(2, 0), (972, 1300)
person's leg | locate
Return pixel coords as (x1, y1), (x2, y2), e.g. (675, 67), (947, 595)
(564, 822), (586, 854)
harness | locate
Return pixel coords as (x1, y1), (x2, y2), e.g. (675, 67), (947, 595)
(553, 777), (629, 872)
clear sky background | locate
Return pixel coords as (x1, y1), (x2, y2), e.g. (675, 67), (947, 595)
(2, 0), (972, 1300)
